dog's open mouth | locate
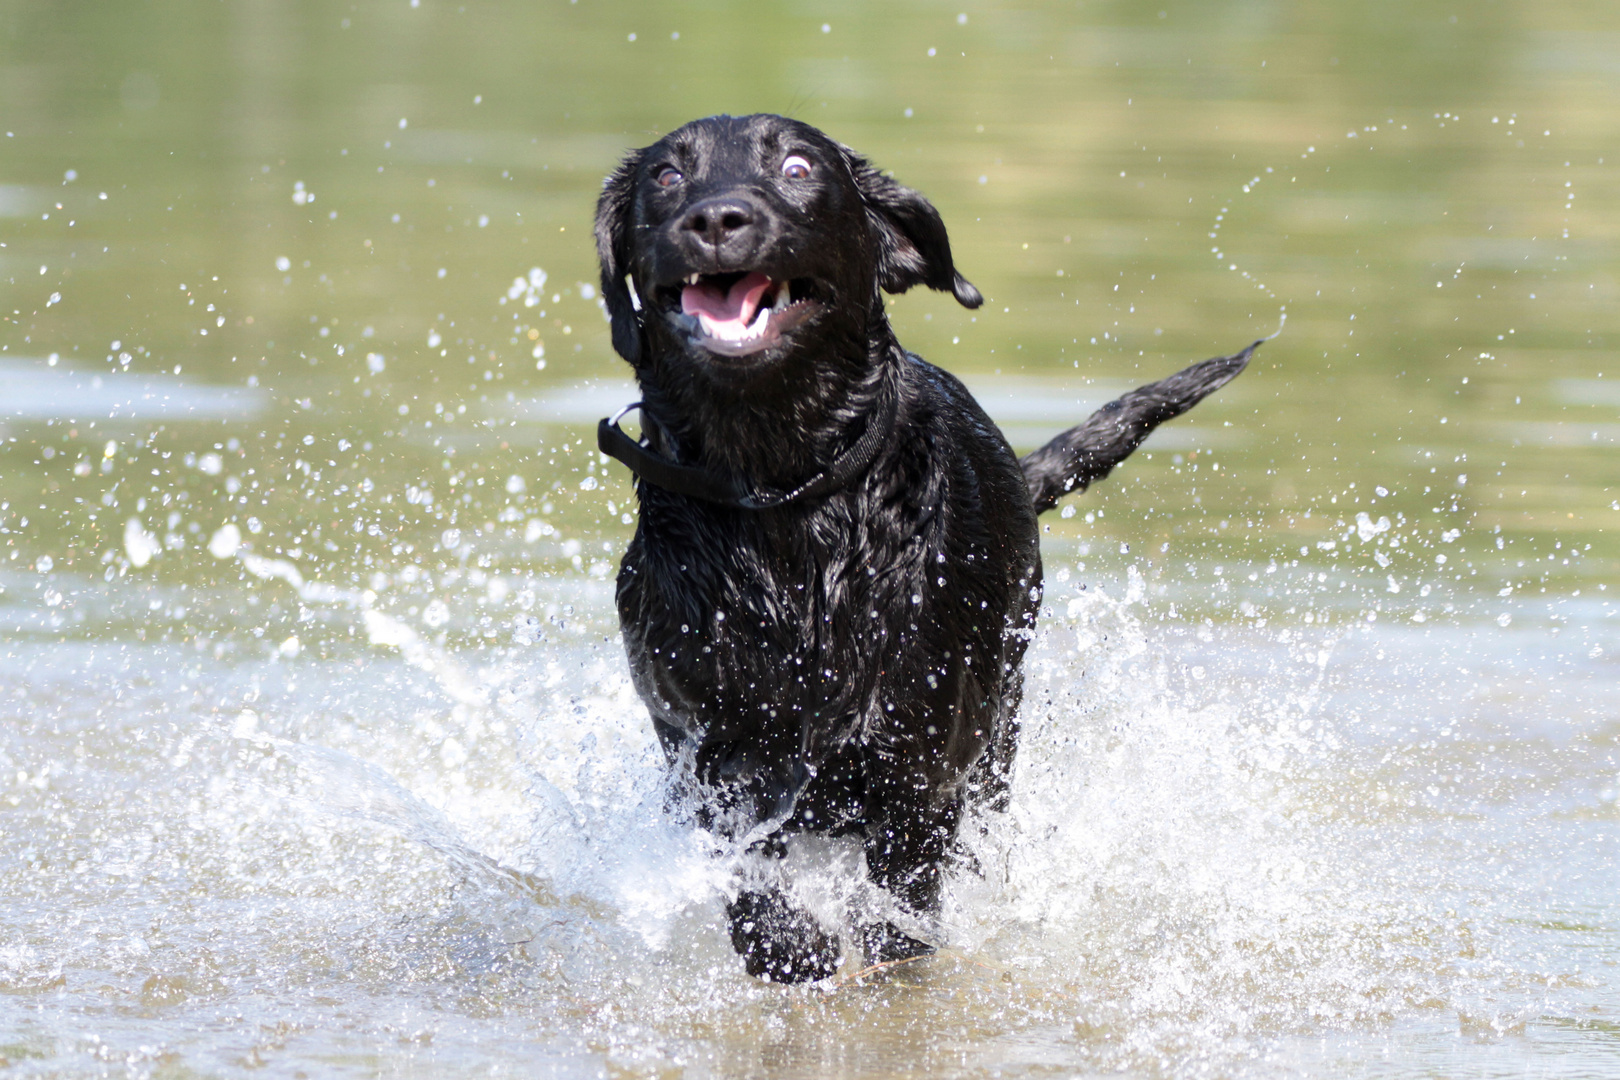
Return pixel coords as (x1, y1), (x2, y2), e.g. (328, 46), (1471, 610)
(667, 271), (823, 357)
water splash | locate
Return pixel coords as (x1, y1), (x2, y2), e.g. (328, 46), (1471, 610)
(1, 538), (1600, 1077)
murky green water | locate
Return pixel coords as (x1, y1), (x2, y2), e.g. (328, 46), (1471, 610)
(2, 2), (1617, 1077)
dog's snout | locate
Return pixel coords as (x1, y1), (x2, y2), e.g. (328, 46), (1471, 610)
(681, 196), (760, 249)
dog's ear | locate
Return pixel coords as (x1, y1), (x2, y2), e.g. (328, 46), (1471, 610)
(846, 151), (982, 309)
(595, 152), (643, 365)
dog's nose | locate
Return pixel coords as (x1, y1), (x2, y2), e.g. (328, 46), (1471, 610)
(681, 197), (759, 249)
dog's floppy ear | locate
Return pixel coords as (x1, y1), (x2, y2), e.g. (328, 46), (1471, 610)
(846, 151), (982, 309)
(595, 152), (643, 365)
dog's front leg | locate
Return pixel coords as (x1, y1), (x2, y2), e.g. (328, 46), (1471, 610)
(858, 783), (964, 964)
(725, 835), (841, 983)
(695, 740), (844, 983)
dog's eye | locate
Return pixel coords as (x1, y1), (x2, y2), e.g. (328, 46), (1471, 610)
(781, 155), (812, 180)
(655, 166), (683, 188)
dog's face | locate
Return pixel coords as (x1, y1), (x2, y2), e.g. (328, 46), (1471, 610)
(595, 114), (982, 373)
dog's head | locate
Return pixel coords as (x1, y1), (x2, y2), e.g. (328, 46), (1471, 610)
(595, 114), (982, 371)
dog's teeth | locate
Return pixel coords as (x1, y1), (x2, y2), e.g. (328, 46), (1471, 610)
(772, 282), (791, 311)
(687, 273), (700, 286)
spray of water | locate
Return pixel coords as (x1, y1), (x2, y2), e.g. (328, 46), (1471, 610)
(165, 548), (1497, 1073)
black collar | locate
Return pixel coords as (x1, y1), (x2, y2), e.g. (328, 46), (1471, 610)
(597, 390), (895, 511)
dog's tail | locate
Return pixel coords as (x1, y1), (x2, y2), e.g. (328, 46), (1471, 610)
(1020, 340), (1260, 515)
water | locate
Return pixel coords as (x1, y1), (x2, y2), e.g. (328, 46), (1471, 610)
(3, 2), (1618, 1076)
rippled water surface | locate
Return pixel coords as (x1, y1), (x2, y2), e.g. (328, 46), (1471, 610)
(3, 1), (1618, 1077)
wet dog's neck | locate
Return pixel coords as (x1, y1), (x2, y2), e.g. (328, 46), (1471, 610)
(635, 310), (899, 491)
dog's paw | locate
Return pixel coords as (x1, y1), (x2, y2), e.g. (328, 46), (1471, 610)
(726, 888), (840, 983)
(859, 920), (936, 966)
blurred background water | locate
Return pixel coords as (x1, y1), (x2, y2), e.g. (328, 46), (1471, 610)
(1, 1), (1616, 1077)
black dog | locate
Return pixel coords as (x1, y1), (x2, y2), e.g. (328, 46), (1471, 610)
(593, 113), (1254, 981)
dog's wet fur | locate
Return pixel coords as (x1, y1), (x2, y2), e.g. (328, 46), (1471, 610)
(594, 113), (1254, 982)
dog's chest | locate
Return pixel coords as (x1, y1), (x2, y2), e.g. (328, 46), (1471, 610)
(615, 497), (928, 742)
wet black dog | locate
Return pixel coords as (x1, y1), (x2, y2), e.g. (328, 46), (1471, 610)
(593, 113), (1254, 981)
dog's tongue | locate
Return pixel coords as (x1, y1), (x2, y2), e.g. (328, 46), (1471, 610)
(681, 272), (772, 329)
